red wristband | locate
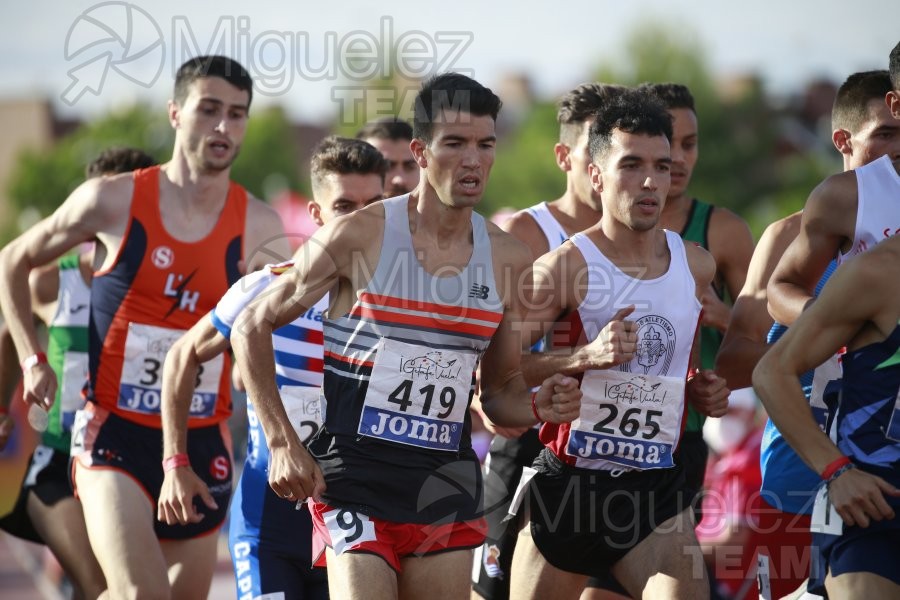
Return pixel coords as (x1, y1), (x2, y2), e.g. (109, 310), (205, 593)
(162, 454), (190, 472)
(687, 367), (700, 382)
(20, 352), (48, 373)
(531, 392), (542, 423)
(820, 456), (851, 481)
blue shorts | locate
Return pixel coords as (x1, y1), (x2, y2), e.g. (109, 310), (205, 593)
(72, 404), (232, 540)
(229, 462), (327, 600)
(810, 512), (900, 593)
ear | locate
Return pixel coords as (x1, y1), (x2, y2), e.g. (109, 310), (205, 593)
(832, 128), (852, 156)
(410, 138), (428, 169)
(554, 143), (572, 172)
(888, 91), (900, 121)
(167, 100), (180, 129)
(588, 162), (602, 193)
(307, 201), (324, 227)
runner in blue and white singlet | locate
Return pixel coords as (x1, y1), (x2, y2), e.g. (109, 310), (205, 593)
(210, 262), (328, 600)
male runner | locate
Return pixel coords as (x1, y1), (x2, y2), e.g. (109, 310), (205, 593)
(229, 72), (582, 600)
(157, 136), (387, 600)
(0, 56), (290, 598)
(356, 116), (420, 198)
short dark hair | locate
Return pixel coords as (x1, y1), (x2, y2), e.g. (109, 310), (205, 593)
(832, 70), (893, 132)
(86, 147), (157, 179)
(588, 89), (673, 161)
(356, 117), (414, 142)
(310, 136), (389, 192)
(639, 82), (695, 113)
(890, 41), (900, 91)
(174, 56), (253, 108)
(412, 73), (502, 142)
(557, 83), (627, 145)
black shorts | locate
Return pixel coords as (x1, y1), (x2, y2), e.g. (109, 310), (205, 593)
(72, 405), (233, 540)
(473, 428), (544, 600)
(675, 431), (708, 521)
(529, 448), (692, 577)
(0, 444), (73, 543)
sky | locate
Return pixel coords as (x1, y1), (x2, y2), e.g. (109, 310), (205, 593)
(1, 0), (898, 124)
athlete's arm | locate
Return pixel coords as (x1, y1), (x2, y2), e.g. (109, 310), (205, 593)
(519, 243), (636, 386)
(230, 210), (372, 501)
(754, 247), (900, 527)
(703, 207), (754, 332)
(715, 215), (800, 388)
(684, 243), (729, 418)
(768, 173), (857, 325)
(478, 231), (581, 427)
(158, 313), (228, 525)
(0, 176), (129, 410)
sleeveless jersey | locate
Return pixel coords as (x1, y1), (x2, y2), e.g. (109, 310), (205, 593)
(311, 195), (504, 523)
(524, 202), (569, 249)
(680, 198), (719, 432)
(88, 166), (246, 428)
(760, 261), (838, 514)
(43, 254), (91, 452)
(836, 322), (900, 488)
(211, 261), (327, 556)
(541, 230), (701, 471)
(841, 154), (900, 261)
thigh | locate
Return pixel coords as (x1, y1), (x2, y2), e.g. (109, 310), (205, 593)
(161, 532), (219, 600)
(611, 508), (709, 599)
(27, 493), (106, 598)
(400, 548), (474, 600)
(508, 519), (586, 600)
(325, 546), (398, 600)
(75, 463), (169, 598)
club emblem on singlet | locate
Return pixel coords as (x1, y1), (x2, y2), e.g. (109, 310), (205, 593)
(630, 315), (676, 376)
(151, 245), (174, 269)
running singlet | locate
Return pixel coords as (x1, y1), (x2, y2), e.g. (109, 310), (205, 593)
(88, 166), (246, 428)
(311, 195), (504, 523)
(836, 322), (900, 486)
(524, 202), (569, 249)
(43, 254), (90, 452)
(840, 154), (900, 261)
(541, 230), (701, 471)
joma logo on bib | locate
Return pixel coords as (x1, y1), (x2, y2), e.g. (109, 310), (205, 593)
(368, 410), (456, 445)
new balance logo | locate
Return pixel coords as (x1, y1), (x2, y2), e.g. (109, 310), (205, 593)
(469, 284), (490, 300)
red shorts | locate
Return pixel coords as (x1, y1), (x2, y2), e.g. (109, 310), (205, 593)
(310, 501), (487, 572)
(749, 495), (812, 600)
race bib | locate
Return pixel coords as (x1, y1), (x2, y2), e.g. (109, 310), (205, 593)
(118, 323), (224, 417)
(810, 484), (843, 536)
(59, 350), (88, 432)
(323, 507), (376, 556)
(566, 369), (684, 470)
(809, 354), (841, 431)
(281, 386), (325, 445)
(358, 338), (475, 451)
(70, 408), (90, 456)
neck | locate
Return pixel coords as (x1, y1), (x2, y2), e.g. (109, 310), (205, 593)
(597, 216), (660, 263)
(411, 187), (472, 246)
(658, 192), (691, 230)
(550, 187), (602, 235)
(162, 152), (231, 206)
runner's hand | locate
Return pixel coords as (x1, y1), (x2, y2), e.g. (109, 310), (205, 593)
(828, 468), (900, 528)
(157, 466), (218, 526)
(268, 443), (326, 503)
(23, 362), (56, 410)
(687, 370), (729, 418)
(534, 373), (581, 424)
(573, 306), (636, 369)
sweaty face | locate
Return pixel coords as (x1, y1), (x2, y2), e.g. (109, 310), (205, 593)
(590, 129), (672, 232)
(364, 137), (419, 198)
(667, 108), (698, 200)
(416, 110), (496, 209)
(845, 98), (900, 169)
(310, 173), (385, 225)
(172, 77), (249, 174)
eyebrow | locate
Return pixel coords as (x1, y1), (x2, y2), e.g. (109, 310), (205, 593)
(618, 154), (672, 164)
(198, 97), (249, 111)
